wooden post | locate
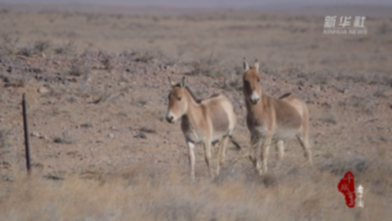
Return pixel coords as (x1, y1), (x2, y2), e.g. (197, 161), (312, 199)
(22, 94), (31, 174)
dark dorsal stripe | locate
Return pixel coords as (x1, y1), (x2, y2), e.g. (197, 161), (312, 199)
(279, 93), (292, 100)
(209, 94), (220, 98)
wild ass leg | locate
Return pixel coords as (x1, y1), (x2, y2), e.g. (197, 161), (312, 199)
(216, 135), (229, 176)
(276, 140), (285, 168)
(257, 134), (272, 175)
(298, 108), (312, 166)
(212, 139), (223, 159)
(296, 134), (312, 165)
(187, 142), (196, 180)
(204, 137), (214, 178)
(249, 134), (259, 168)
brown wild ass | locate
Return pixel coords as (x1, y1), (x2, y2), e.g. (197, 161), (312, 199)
(242, 59), (312, 175)
(166, 77), (240, 179)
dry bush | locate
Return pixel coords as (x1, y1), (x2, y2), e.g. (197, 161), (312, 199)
(69, 58), (91, 77)
(379, 21), (392, 34)
(54, 41), (74, 55)
(0, 130), (10, 156)
(34, 40), (51, 53)
(18, 45), (36, 57)
(16, 40), (49, 57)
(351, 96), (374, 115)
(222, 65), (244, 91)
(53, 130), (74, 144)
(132, 96), (148, 107)
(339, 95), (374, 115)
(186, 56), (230, 79)
(373, 89), (388, 99)
(288, 67), (333, 86)
(307, 69), (333, 85)
(140, 125), (157, 134)
(100, 52), (114, 71)
(259, 63), (334, 86)
(130, 50), (163, 63)
(319, 110), (339, 124)
(0, 37), (51, 57)
(1, 73), (25, 88)
(336, 72), (392, 86)
(0, 34), (19, 57)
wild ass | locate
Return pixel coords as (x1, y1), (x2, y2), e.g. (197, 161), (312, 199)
(166, 77), (240, 179)
(242, 59), (312, 175)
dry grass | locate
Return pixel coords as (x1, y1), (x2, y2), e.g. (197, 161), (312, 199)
(0, 34), (19, 57)
(69, 58), (91, 77)
(0, 130), (10, 156)
(319, 110), (339, 124)
(54, 41), (75, 55)
(53, 130), (74, 144)
(1, 158), (391, 221)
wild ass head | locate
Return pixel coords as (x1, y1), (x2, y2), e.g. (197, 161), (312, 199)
(166, 77), (188, 123)
(243, 58), (261, 105)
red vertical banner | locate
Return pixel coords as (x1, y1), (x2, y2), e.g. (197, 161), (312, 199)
(338, 171), (356, 208)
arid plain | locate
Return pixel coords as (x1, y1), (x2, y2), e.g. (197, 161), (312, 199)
(0, 4), (391, 220)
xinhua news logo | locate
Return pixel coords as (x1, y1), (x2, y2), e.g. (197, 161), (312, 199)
(323, 16), (367, 35)
(338, 171), (364, 208)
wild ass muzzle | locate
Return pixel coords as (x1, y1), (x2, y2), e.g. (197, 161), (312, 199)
(166, 77), (240, 180)
(242, 58), (312, 175)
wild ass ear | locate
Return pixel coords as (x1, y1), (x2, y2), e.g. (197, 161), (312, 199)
(180, 77), (185, 88)
(254, 59), (259, 72)
(243, 57), (249, 72)
(168, 77), (175, 87)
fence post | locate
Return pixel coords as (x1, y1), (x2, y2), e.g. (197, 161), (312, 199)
(22, 93), (31, 174)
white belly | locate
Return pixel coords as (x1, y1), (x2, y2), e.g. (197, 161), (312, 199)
(253, 125), (268, 137)
(183, 127), (204, 144)
(253, 125), (299, 140)
(210, 131), (227, 144)
(273, 129), (299, 140)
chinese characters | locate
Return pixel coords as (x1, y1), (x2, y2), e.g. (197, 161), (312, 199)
(323, 16), (367, 34)
(338, 171), (356, 208)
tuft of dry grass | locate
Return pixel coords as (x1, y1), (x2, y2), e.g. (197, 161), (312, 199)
(54, 41), (74, 55)
(53, 130), (74, 144)
(339, 95), (374, 115)
(18, 45), (36, 57)
(100, 52), (114, 71)
(1, 73), (25, 88)
(131, 50), (163, 63)
(319, 110), (339, 124)
(186, 56), (230, 79)
(34, 40), (51, 54)
(0, 36), (52, 57)
(69, 58), (91, 77)
(0, 34), (19, 57)
(0, 130), (10, 156)
(373, 89), (388, 99)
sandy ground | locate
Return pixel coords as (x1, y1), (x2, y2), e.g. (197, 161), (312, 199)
(0, 5), (391, 220)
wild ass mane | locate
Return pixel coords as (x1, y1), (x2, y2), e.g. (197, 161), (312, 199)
(172, 83), (201, 104)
